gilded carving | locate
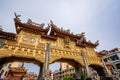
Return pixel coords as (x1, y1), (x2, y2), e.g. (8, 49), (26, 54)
(0, 18), (104, 69)
(22, 35), (36, 43)
(64, 36), (69, 45)
(63, 36), (71, 49)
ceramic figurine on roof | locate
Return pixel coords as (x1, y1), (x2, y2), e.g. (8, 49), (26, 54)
(27, 18), (45, 28)
(50, 20), (60, 30)
(77, 36), (86, 44)
(95, 40), (99, 46)
(27, 19), (32, 24)
(0, 26), (3, 31)
(14, 12), (21, 22)
(76, 32), (86, 44)
(14, 14), (49, 34)
(66, 29), (70, 33)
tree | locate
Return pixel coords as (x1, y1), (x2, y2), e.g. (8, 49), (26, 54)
(63, 76), (74, 80)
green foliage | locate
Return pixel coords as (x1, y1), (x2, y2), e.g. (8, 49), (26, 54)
(80, 73), (85, 79)
(63, 76), (74, 80)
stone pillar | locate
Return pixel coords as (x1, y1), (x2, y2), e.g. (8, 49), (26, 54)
(81, 50), (92, 80)
(38, 64), (43, 80)
(75, 67), (81, 80)
(108, 57), (119, 80)
(101, 58), (110, 77)
(101, 58), (113, 80)
(43, 43), (51, 80)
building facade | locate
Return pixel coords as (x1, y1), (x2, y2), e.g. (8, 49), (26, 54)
(4, 63), (26, 80)
(99, 48), (120, 79)
(0, 62), (24, 78)
(0, 63), (11, 78)
(53, 62), (101, 80)
(53, 67), (75, 80)
(0, 62), (20, 78)
(53, 62), (75, 80)
(23, 72), (37, 80)
(108, 48), (120, 72)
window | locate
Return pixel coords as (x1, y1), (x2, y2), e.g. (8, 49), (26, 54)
(104, 58), (108, 62)
(70, 69), (75, 72)
(0, 70), (4, 77)
(8, 64), (11, 68)
(116, 63), (120, 69)
(66, 65), (69, 69)
(4, 72), (8, 76)
(110, 55), (119, 61)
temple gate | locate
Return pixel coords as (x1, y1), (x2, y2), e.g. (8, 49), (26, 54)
(0, 14), (111, 80)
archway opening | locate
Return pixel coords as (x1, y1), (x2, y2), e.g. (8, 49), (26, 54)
(0, 56), (42, 80)
(89, 64), (106, 79)
(49, 58), (82, 80)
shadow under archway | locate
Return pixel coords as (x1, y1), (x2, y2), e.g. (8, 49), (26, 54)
(89, 64), (106, 79)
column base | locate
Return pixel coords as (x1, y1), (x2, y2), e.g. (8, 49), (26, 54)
(106, 77), (113, 80)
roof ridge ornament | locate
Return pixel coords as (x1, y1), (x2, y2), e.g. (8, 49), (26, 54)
(50, 20), (72, 34)
(50, 20), (53, 24)
(76, 32), (85, 37)
(95, 40), (99, 46)
(14, 12), (21, 22)
(27, 18), (45, 28)
(50, 20), (60, 30)
(76, 35), (86, 44)
(0, 25), (3, 31)
(88, 40), (92, 43)
(27, 18), (32, 24)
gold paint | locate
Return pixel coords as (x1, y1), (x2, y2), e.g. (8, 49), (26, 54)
(0, 29), (104, 68)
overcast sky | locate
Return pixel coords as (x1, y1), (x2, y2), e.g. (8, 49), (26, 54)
(0, 0), (120, 74)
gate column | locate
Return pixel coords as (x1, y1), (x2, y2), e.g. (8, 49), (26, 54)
(101, 58), (113, 80)
(38, 64), (44, 80)
(81, 50), (92, 80)
(43, 43), (51, 80)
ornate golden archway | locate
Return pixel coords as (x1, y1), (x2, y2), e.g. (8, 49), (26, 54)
(0, 15), (106, 79)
